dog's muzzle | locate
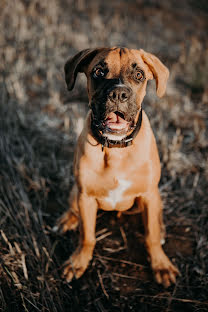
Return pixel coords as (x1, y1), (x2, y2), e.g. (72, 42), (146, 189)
(91, 107), (143, 150)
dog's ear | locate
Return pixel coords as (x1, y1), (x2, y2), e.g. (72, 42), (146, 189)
(64, 48), (106, 91)
(140, 49), (169, 97)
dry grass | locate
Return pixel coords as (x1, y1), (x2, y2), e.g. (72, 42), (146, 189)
(0, 0), (208, 311)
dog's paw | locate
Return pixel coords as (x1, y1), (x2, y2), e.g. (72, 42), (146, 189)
(54, 210), (79, 234)
(151, 252), (180, 288)
(62, 248), (92, 282)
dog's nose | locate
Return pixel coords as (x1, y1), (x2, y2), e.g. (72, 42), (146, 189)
(108, 86), (131, 103)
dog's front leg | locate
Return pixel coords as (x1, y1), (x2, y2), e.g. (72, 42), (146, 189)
(62, 194), (97, 282)
(141, 188), (180, 287)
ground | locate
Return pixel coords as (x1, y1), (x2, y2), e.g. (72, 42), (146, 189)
(0, 0), (208, 311)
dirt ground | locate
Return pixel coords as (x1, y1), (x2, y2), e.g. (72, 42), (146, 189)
(0, 0), (208, 311)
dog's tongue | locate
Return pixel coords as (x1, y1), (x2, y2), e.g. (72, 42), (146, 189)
(104, 112), (129, 130)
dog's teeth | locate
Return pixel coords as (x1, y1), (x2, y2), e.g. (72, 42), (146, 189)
(52, 225), (59, 232)
(160, 238), (166, 245)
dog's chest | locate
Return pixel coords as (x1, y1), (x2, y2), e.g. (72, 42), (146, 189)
(105, 178), (132, 208)
(82, 145), (150, 210)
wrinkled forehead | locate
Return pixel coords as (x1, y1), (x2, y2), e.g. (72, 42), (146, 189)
(88, 48), (150, 76)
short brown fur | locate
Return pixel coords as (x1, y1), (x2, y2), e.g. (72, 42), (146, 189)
(56, 47), (179, 287)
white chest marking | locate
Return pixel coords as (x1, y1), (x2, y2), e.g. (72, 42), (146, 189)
(105, 179), (132, 208)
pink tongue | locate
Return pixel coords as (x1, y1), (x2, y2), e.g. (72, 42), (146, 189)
(105, 112), (129, 130)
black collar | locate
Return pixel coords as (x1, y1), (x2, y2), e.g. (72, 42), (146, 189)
(91, 108), (143, 151)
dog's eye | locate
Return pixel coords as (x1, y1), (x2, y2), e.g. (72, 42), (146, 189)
(135, 70), (145, 81)
(93, 68), (105, 78)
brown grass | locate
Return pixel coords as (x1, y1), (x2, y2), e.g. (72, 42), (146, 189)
(0, 0), (208, 311)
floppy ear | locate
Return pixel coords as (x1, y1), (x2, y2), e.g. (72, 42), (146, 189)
(140, 49), (169, 97)
(64, 48), (106, 91)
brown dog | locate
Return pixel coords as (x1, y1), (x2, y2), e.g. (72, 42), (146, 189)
(56, 47), (179, 287)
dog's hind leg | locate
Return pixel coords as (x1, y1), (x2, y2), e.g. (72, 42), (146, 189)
(55, 184), (80, 233)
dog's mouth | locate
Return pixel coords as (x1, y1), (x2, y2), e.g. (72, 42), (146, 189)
(103, 111), (129, 133)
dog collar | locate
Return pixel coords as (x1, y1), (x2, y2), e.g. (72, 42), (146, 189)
(91, 108), (143, 151)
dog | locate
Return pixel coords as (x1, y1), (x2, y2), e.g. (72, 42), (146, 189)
(56, 47), (179, 287)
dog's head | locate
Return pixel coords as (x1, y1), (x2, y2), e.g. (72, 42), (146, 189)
(64, 47), (169, 140)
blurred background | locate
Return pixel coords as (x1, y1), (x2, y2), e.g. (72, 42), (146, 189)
(0, 1), (208, 311)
